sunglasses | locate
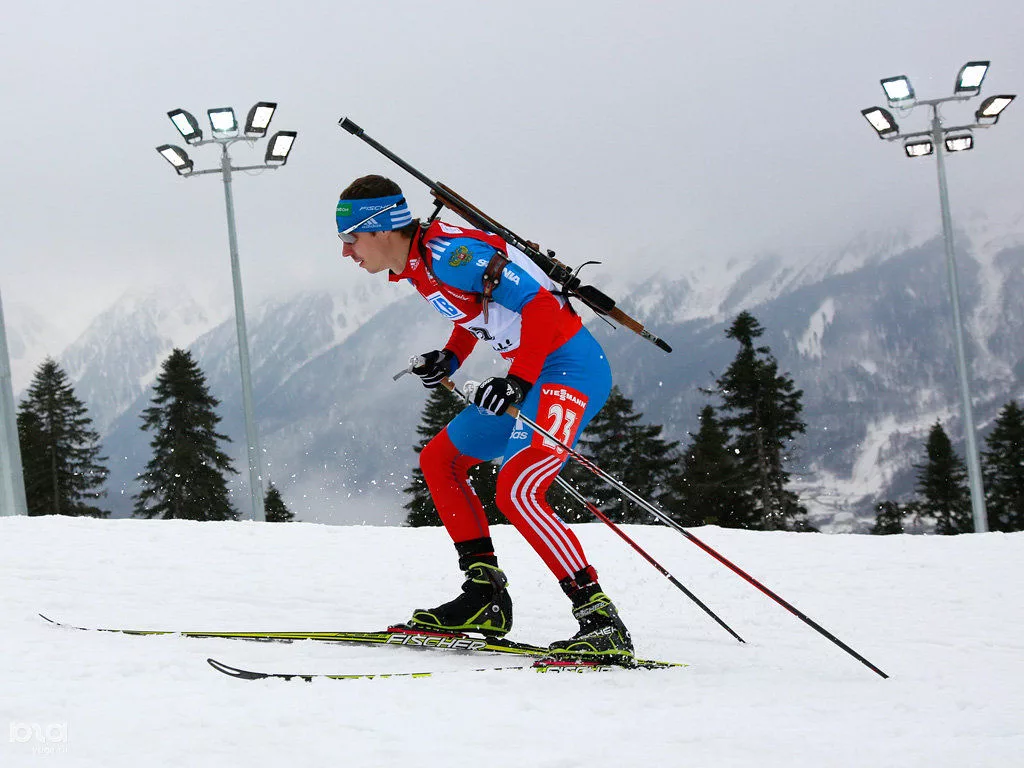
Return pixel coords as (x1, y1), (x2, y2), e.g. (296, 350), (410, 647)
(337, 198), (405, 244)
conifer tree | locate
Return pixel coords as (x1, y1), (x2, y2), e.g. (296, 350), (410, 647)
(712, 312), (809, 531)
(562, 385), (679, 524)
(16, 358), (109, 517)
(670, 404), (749, 527)
(134, 349), (238, 521)
(981, 400), (1024, 532)
(264, 482), (295, 522)
(403, 387), (502, 527)
(914, 422), (971, 535)
(870, 501), (905, 535)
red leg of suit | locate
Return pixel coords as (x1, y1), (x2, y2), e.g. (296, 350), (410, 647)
(421, 428), (596, 584)
(495, 446), (592, 582)
(419, 429), (490, 541)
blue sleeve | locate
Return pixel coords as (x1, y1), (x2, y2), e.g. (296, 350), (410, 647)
(429, 237), (542, 312)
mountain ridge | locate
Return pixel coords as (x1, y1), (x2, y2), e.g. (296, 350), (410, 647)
(11, 219), (1024, 529)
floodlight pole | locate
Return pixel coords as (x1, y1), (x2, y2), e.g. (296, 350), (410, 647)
(929, 105), (988, 533)
(158, 121), (295, 522)
(874, 92), (991, 532)
(218, 144), (265, 524)
(0, 289), (29, 516)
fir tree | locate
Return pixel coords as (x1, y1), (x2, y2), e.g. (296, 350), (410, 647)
(670, 405), (748, 527)
(981, 400), (1024, 532)
(16, 358), (109, 517)
(870, 501), (905, 535)
(403, 387), (502, 527)
(264, 483), (295, 522)
(712, 312), (809, 531)
(134, 349), (238, 521)
(562, 385), (679, 524)
(914, 422), (971, 535)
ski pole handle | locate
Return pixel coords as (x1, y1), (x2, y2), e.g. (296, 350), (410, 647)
(391, 355), (427, 382)
(458, 380), (521, 419)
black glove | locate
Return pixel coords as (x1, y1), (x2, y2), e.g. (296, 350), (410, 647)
(411, 349), (458, 389)
(473, 375), (531, 416)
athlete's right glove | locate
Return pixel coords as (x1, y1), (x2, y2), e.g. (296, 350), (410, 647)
(411, 349), (458, 389)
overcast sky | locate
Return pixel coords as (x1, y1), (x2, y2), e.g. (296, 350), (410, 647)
(2, 0), (1022, 346)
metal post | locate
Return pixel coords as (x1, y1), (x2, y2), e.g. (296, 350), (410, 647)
(0, 289), (28, 516)
(931, 106), (988, 532)
(219, 145), (266, 522)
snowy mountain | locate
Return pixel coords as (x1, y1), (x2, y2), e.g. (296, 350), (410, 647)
(12, 214), (1024, 527)
(4, 301), (73, 394)
(602, 220), (1024, 529)
(58, 286), (228, 433)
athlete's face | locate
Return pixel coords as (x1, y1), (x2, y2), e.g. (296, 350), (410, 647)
(342, 231), (402, 274)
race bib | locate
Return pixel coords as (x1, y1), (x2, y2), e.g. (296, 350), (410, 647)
(531, 384), (588, 457)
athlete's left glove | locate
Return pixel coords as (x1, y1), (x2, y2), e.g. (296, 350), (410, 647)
(411, 349), (459, 389)
(473, 374), (531, 416)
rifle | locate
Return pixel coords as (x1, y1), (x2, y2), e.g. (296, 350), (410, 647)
(338, 117), (672, 354)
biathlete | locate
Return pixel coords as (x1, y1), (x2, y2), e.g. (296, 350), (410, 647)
(336, 174), (632, 660)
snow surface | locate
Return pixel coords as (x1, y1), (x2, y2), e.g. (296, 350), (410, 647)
(2, 516), (1022, 767)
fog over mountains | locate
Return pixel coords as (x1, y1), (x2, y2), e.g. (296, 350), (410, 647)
(10, 212), (1024, 530)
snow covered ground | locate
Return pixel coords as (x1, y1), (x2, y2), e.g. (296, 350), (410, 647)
(1, 516), (1021, 767)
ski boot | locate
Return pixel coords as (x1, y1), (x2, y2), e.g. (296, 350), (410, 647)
(407, 561), (513, 638)
(548, 582), (634, 664)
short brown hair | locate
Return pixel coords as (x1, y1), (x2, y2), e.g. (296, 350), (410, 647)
(340, 175), (420, 238)
(340, 174), (402, 200)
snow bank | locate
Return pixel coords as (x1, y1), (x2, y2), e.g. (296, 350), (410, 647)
(1, 516), (1021, 767)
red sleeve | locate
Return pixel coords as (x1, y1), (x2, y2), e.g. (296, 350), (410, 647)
(444, 324), (478, 366)
(507, 287), (563, 384)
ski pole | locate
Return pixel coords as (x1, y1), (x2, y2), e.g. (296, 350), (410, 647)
(441, 373), (888, 679)
(396, 361), (742, 643)
(553, 475), (745, 643)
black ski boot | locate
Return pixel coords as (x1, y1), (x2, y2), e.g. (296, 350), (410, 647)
(548, 581), (634, 663)
(408, 561), (513, 638)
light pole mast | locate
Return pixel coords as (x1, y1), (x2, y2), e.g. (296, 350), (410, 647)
(861, 62), (1016, 533)
(0, 289), (29, 517)
(929, 105), (987, 532)
(156, 104), (298, 522)
(219, 143), (264, 523)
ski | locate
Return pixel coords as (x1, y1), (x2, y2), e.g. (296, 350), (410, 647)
(40, 613), (682, 667)
(40, 614), (548, 657)
(207, 656), (685, 681)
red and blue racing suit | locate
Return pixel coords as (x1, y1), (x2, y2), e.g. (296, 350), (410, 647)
(391, 220), (612, 583)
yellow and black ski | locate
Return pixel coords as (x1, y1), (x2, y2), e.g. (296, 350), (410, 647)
(207, 656), (685, 681)
(40, 614), (683, 669)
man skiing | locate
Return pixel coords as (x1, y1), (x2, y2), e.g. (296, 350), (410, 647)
(336, 175), (632, 661)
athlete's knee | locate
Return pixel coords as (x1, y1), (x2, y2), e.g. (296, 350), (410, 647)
(495, 451), (558, 516)
(420, 430), (459, 480)
(494, 468), (517, 517)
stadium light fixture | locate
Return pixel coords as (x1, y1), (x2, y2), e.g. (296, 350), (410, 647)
(244, 102), (277, 138)
(156, 144), (194, 175)
(168, 109), (203, 144)
(881, 75), (915, 105)
(861, 107), (899, 137)
(208, 107), (238, 138)
(975, 94), (1015, 124)
(265, 130), (297, 165)
(903, 138), (934, 158)
(955, 61), (989, 95)
(944, 134), (974, 153)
